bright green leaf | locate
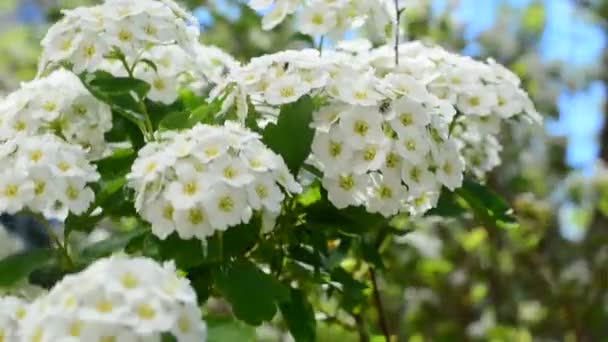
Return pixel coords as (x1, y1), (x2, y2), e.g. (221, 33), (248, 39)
(0, 249), (54, 288)
(214, 261), (290, 325)
(280, 289), (317, 342)
(262, 96), (314, 174)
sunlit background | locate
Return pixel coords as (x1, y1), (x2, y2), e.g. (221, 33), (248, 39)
(0, 0), (607, 340)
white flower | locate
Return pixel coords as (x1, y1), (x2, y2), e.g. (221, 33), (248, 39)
(0, 69), (112, 159)
(311, 129), (354, 176)
(128, 123), (299, 240)
(433, 142), (465, 191)
(389, 96), (431, 135)
(366, 173), (408, 217)
(322, 172), (368, 209)
(0, 134), (99, 220)
(298, 4), (337, 36)
(338, 106), (385, 149)
(264, 74), (311, 105)
(0, 296), (29, 341)
(20, 256), (207, 341)
(394, 126), (431, 164)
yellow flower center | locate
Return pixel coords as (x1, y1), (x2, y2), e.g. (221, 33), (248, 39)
(354, 120), (369, 136)
(339, 175), (354, 190)
(218, 196), (234, 212)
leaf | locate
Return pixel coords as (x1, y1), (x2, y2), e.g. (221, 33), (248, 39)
(83, 71), (150, 100)
(188, 100), (222, 126)
(159, 111), (190, 131)
(157, 233), (205, 270)
(330, 268), (369, 312)
(203, 219), (261, 263)
(262, 96), (314, 174)
(0, 249), (54, 287)
(280, 289), (317, 342)
(214, 261), (290, 325)
(79, 71), (150, 128)
(77, 228), (147, 264)
(456, 178), (519, 228)
(207, 317), (256, 342)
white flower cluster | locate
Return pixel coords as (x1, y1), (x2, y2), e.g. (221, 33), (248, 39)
(216, 49), (465, 217)
(19, 255), (206, 341)
(0, 69), (112, 159)
(101, 43), (238, 105)
(39, 0), (200, 102)
(248, 0), (393, 39)
(363, 42), (541, 177)
(0, 134), (99, 220)
(0, 296), (28, 342)
(127, 122), (301, 240)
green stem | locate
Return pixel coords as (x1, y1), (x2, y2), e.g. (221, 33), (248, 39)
(35, 214), (74, 270)
(370, 268), (391, 341)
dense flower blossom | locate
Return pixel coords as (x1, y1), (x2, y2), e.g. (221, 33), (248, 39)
(248, 0), (393, 40)
(0, 134), (99, 220)
(214, 49), (465, 217)
(0, 296), (28, 341)
(20, 255), (207, 341)
(127, 122), (301, 239)
(362, 41), (541, 177)
(0, 69), (112, 159)
(39, 0), (200, 103)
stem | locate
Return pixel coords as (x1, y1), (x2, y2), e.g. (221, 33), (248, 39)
(393, 1), (405, 67)
(35, 214), (74, 270)
(370, 268), (391, 341)
(318, 35), (325, 56)
(354, 313), (370, 342)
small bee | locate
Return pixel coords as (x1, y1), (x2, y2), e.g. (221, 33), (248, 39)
(379, 99), (392, 114)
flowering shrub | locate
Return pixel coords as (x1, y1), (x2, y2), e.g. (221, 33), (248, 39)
(0, 0), (541, 340)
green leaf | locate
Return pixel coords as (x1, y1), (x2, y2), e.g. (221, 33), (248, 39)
(188, 100), (222, 126)
(79, 71), (150, 129)
(159, 111), (191, 131)
(203, 219), (261, 263)
(330, 268), (369, 312)
(77, 228), (147, 264)
(280, 289), (317, 342)
(157, 234), (205, 270)
(83, 71), (150, 99)
(207, 317), (256, 342)
(0, 249), (54, 287)
(214, 261), (290, 325)
(262, 95), (314, 174)
(456, 178), (519, 228)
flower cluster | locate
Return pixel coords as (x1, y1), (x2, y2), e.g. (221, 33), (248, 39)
(0, 296), (28, 342)
(216, 49), (465, 217)
(39, 0), (200, 102)
(20, 255), (207, 341)
(0, 69), (112, 159)
(0, 134), (99, 220)
(127, 122), (301, 240)
(100, 43), (238, 105)
(363, 42), (541, 177)
(249, 0), (393, 40)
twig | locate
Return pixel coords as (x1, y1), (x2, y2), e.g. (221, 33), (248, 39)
(354, 313), (370, 342)
(370, 268), (391, 341)
(318, 35), (325, 56)
(35, 214), (74, 270)
(393, 1), (405, 67)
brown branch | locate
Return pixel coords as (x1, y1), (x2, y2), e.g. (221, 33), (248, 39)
(370, 268), (391, 341)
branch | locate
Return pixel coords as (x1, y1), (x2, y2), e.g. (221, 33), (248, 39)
(393, 1), (405, 67)
(354, 313), (370, 342)
(370, 268), (391, 341)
